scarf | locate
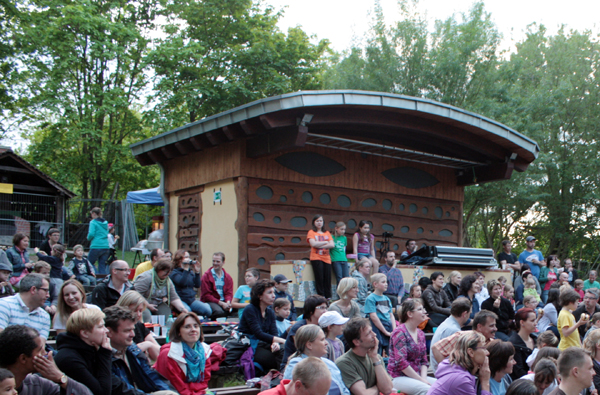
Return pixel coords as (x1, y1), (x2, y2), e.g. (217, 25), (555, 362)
(150, 269), (170, 305)
(182, 341), (206, 383)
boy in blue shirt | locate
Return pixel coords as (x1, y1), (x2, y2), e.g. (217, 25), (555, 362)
(365, 273), (396, 354)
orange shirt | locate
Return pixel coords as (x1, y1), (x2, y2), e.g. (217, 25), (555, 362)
(307, 230), (332, 264)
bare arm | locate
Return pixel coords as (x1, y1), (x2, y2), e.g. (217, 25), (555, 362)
(353, 233), (359, 255)
(349, 381), (380, 395)
(231, 297), (247, 310)
(171, 299), (188, 314)
(309, 238), (330, 248)
(137, 332), (160, 361)
(369, 344), (394, 395)
(562, 317), (586, 337)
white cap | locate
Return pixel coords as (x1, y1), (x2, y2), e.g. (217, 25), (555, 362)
(318, 311), (349, 328)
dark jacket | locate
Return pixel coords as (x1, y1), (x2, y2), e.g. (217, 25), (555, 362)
(169, 267), (201, 305)
(274, 289), (297, 321)
(92, 275), (132, 310)
(112, 343), (174, 394)
(422, 285), (451, 315)
(238, 303), (278, 343)
(443, 282), (459, 303)
(54, 331), (112, 395)
(593, 359), (600, 391)
(36, 253), (63, 279)
(481, 296), (514, 334)
(508, 331), (534, 380)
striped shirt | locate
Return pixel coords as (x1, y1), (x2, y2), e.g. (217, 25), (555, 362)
(0, 294), (51, 339)
(212, 268), (225, 301)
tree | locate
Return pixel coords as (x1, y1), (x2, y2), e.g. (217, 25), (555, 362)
(146, 0), (330, 131)
(17, 0), (160, 200)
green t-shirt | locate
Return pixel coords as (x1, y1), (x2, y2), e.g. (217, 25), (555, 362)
(583, 280), (600, 290)
(330, 234), (348, 262)
(335, 350), (377, 391)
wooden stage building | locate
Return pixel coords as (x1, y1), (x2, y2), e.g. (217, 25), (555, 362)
(131, 90), (539, 291)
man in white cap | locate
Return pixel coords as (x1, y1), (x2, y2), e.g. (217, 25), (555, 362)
(318, 311), (349, 362)
(274, 274), (297, 321)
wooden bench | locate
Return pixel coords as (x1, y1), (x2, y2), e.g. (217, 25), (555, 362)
(209, 385), (260, 395)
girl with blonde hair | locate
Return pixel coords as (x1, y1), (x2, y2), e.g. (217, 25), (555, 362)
(116, 290), (160, 360)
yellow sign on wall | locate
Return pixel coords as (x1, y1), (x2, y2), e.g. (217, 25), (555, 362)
(0, 183), (13, 194)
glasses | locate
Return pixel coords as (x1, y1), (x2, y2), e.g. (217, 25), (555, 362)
(316, 306), (328, 310)
(37, 287), (50, 293)
(584, 296), (599, 300)
(114, 268), (131, 272)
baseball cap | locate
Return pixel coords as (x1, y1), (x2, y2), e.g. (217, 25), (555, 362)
(318, 311), (349, 328)
(273, 274), (291, 284)
(526, 236), (536, 242)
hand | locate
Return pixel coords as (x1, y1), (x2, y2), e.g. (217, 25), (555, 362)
(479, 356), (491, 383)
(148, 304), (158, 312)
(383, 331), (391, 338)
(271, 342), (280, 352)
(367, 336), (380, 360)
(34, 247), (39, 253)
(46, 305), (57, 315)
(101, 335), (112, 350)
(33, 351), (64, 384)
(193, 261), (202, 273)
(115, 235), (120, 240)
(421, 378), (431, 386)
(0, 281), (8, 288)
(493, 297), (501, 308)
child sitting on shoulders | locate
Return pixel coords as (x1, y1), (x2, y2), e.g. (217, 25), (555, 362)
(574, 279), (585, 302)
(583, 312), (600, 342)
(318, 311), (348, 363)
(523, 277), (541, 303)
(365, 273), (396, 355)
(35, 244), (66, 289)
(232, 268), (259, 318)
(273, 297), (292, 338)
(66, 244), (96, 286)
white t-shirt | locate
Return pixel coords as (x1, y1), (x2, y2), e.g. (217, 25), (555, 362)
(53, 303), (101, 330)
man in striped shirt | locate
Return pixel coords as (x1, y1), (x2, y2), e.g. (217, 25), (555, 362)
(0, 273), (51, 340)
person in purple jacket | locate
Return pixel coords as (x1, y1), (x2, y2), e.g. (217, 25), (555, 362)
(428, 331), (492, 395)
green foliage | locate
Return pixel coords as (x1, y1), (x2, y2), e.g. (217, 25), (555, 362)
(145, 0), (330, 130)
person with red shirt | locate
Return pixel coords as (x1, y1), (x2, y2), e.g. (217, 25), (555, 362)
(261, 356), (331, 395)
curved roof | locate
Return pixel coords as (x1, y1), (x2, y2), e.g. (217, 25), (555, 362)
(131, 90), (539, 185)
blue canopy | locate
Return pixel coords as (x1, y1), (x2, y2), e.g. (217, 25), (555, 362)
(126, 187), (164, 206)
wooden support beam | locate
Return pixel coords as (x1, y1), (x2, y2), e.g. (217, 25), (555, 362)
(147, 150), (166, 164)
(222, 126), (235, 141)
(160, 146), (177, 159)
(239, 120), (263, 135)
(204, 131), (219, 146)
(174, 142), (193, 155)
(135, 153), (155, 167)
(13, 184), (58, 193)
(0, 165), (33, 174)
(456, 162), (514, 186)
(189, 136), (205, 151)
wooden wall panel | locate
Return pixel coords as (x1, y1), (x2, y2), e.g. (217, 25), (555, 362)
(245, 179), (460, 272)
(177, 192), (201, 259)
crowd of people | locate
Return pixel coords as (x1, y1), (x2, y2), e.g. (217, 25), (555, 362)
(1, 214), (600, 395)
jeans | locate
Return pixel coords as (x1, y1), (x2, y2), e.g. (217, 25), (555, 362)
(76, 274), (97, 286)
(332, 261), (350, 286)
(392, 376), (437, 395)
(542, 289), (549, 304)
(88, 248), (110, 274)
(181, 300), (212, 318)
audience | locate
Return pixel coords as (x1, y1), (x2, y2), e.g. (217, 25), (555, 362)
(104, 306), (176, 394)
(584, 312), (600, 341)
(133, 257), (188, 321)
(273, 274), (298, 321)
(169, 249), (212, 318)
(457, 274), (481, 321)
(509, 308), (537, 380)
(387, 299), (436, 395)
(133, 248), (164, 279)
(563, 258), (578, 287)
(443, 271), (461, 303)
(282, 324), (349, 395)
(91, 260), (132, 310)
(583, 328), (600, 390)
(505, 379), (538, 395)
(335, 318), (394, 395)
(487, 340), (516, 395)
(526, 332), (559, 370)
(281, 295), (328, 370)
(521, 347), (561, 395)
(200, 252), (233, 320)
(422, 271), (452, 327)
(53, 279), (100, 334)
(550, 347), (595, 395)
(262, 357), (331, 395)
(558, 289), (587, 350)
(0, 273), (51, 339)
(238, 279), (285, 373)
(54, 308), (112, 395)
(318, 311), (348, 362)
(154, 312), (212, 395)
(518, 236), (544, 280)
(379, 250), (405, 307)
(474, 272), (490, 308)
(351, 258), (372, 311)
(572, 288), (600, 338)
(115, 290), (161, 360)
(540, 255), (559, 303)
(430, 298), (472, 372)
(0, 325), (92, 395)
(232, 268), (259, 319)
(365, 273), (395, 354)
(481, 279), (514, 341)
(33, 261), (58, 316)
(427, 331), (492, 395)
(329, 277), (363, 319)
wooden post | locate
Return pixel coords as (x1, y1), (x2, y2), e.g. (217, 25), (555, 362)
(235, 177), (249, 286)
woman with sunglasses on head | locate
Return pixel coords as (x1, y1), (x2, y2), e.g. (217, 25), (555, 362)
(133, 257), (188, 322)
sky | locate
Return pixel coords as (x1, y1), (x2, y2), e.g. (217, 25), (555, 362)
(266, 0), (600, 53)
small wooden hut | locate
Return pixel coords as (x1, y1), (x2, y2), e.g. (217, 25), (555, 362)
(131, 91), (539, 288)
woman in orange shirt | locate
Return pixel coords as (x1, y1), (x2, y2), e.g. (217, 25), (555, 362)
(307, 214), (334, 299)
